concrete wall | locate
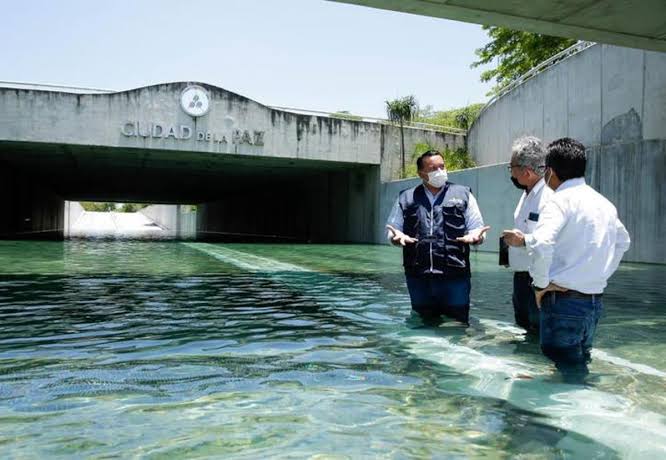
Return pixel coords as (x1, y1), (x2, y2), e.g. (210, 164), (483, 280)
(0, 162), (65, 239)
(0, 82), (462, 169)
(467, 43), (665, 264)
(63, 201), (84, 238)
(469, 44), (666, 164)
(587, 141), (665, 264)
(199, 166), (379, 243)
(140, 204), (197, 240)
(0, 83), (372, 164)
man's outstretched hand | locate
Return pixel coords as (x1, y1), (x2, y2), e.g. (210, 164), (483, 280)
(386, 224), (418, 247)
(456, 226), (490, 245)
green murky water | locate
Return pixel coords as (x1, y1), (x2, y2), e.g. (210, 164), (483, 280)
(0, 240), (664, 458)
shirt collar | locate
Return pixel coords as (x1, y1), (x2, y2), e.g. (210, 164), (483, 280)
(556, 177), (586, 192)
(422, 182), (446, 199)
(527, 178), (546, 198)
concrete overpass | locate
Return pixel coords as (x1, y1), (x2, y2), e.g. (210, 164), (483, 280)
(0, 82), (463, 242)
(332, 0), (666, 52)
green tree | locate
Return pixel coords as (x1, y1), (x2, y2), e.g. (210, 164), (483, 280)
(454, 106), (473, 130)
(472, 26), (576, 94)
(80, 202), (116, 212)
(386, 95), (418, 178)
(330, 110), (362, 121)
(415, 103), (485, 130)
(119, 203), (147, 213)
(119, 203), (136, 213)
(404, 142), (476, 179)
(445, 146), (476, 171)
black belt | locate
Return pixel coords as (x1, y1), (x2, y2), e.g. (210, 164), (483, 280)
(547, 290), (602, 300)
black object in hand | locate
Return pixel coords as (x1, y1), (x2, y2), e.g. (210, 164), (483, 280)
(499, 236), (509, 266)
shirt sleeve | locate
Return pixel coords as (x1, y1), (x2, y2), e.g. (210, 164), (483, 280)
(607, 217), (631, 275)
(524, 199), (567, 289)
(386, 196), (404, 241)
(465, 193), (485, 232)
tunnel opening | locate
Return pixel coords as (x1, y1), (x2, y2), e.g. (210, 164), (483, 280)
(0, 141), (379, 243)
(64, 201), (197, 240)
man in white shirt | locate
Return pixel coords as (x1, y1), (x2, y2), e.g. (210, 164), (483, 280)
(503, 138), (630, 379)
(386, 150), (489, 325)
(505, 136), (553, 334)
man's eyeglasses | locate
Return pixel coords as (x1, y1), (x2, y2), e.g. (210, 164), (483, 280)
(507, 164), (522, 171)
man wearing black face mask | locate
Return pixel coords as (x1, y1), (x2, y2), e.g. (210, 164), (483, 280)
(502, 138), (630, 381)
(504, 136), (552, 334)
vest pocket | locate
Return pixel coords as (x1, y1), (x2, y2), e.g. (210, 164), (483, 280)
(403, 205), (420, 232)
(441, 206), (466, 239)
(444, 243), (467, 267)
(441, 206), (468, 268)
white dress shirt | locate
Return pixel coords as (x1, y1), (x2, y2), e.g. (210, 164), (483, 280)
(386, 182), (485, 240)
(524, 178), (631, 293)
(508, 178), (553, 271)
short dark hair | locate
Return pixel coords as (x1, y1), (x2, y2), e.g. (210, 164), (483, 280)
(545, 138), (586, 181)
(416, 150), (444, 171)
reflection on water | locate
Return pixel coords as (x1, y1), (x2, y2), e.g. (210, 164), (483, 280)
(0, 240), (664, 458)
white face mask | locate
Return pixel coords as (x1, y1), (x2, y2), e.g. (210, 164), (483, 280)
(427, 169), (448, 188)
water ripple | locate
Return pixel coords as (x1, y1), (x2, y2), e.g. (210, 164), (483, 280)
(0, 241), (663, 458)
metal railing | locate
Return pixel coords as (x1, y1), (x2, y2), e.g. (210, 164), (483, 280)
(0, 80), (114, 94)
(476, 41), (596, 120)
(269, 105), (466, 135)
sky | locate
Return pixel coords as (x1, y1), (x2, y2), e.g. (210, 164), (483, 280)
(1, 0), (494, 118)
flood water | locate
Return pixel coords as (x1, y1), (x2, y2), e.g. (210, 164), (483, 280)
(0, 240), (664, 458)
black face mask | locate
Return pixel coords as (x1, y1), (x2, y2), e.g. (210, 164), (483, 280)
(511, 176), (528, 191)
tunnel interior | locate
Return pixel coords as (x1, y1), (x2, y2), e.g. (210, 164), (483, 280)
(0, 141), (379, 242)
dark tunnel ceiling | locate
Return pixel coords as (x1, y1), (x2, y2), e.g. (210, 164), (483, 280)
(0, 141), (373, 203)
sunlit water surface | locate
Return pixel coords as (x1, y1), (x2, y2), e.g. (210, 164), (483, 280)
(0, 240), (664, 459)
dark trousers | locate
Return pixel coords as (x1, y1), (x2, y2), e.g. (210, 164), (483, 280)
(540, 291), (603, 382)
(405, 275), (471, 324)
(512, 272), (540, 334)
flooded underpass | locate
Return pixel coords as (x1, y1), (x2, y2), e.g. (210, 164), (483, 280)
(0, 240), (664, 458)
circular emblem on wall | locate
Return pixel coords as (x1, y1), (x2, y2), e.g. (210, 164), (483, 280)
(180, 85), (210, 117)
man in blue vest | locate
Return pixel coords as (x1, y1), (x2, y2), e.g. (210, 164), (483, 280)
(386, 150), (489, 324)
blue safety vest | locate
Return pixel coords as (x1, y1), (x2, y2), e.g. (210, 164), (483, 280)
(398, 183), (471, 277)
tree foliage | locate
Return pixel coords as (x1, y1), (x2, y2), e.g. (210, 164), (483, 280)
(472, 26), (576, 93)
(80, 202), (116, 212)
(119, 203), (147, 213)
(79, 202), (147, 212)
(330, 110), (362, 121)
(389, 101), (481, 180)
(386, 95), (418, 178)
(385, 96), (417, 125)
(415, 103), (485, 130)
(403, 142), (476, 179)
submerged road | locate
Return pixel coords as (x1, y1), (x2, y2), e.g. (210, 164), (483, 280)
(0, 240), (664, 458)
